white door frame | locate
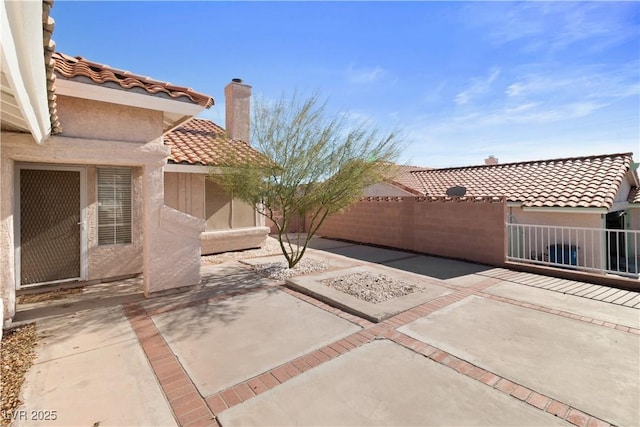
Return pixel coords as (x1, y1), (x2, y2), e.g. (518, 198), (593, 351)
(15, 164), (88, 289)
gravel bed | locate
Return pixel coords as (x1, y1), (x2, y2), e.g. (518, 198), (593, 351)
(253, 259), (329, 281)
(321, 272), (422, 304)
(1, 323), (37, 426)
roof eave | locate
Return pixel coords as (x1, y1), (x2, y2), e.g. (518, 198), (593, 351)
(521, 206), (608, 214)
(387, 180), (424, 196)
(56, 78), (207, 121)
(1, 0), (51, 144)
(165, 162), (219, 174)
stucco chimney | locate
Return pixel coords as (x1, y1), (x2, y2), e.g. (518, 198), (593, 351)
(484, 155), (499, 165)
(224, 78), (251, 143)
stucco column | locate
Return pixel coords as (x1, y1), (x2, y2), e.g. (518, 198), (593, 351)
(142, 158), (167, 296)
(142, 157), (205, 296)
(0, 156), (15, 326)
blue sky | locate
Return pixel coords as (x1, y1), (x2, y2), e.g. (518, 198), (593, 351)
(51, 1), (639, 168)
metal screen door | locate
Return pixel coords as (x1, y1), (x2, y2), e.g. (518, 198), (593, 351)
(20, 168), (81, 286)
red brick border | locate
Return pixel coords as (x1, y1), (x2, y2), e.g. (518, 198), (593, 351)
(479, 292), (640, 335)
(203, 329), (374, 413)
(124, 269), (633, 427)
(385, 331), (612, 427)
(123, 304), (218, 427)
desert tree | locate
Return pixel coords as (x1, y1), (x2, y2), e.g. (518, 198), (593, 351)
(210, 92), (403, 268)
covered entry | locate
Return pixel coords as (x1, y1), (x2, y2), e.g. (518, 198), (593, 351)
(17, 165), (86, 288)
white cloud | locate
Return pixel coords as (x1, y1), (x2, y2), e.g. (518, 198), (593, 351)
(468, 2), (638, 54)
(346, 64), (388, 84)
(454, 68), (500, 105)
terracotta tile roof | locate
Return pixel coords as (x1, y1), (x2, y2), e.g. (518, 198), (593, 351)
(388, 164), (431, 195)
(629, 187), (640, 204)
(165, 118), (268, 166)
(43, 0), (61, 134)
(410, 153), (636, 209)
(52, 52), (213, 108)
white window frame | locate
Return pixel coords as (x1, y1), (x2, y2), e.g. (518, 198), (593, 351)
(97, 167), (132, 246)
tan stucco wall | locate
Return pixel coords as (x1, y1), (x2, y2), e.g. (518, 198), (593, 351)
(164, 172), (206, 219)
(630, 208), (640, 230)
(364, 182), (414, 197)
(509, 207), (605, 271)
(1, 132), (204, 325)
(511, 208), (604, 228)
(164, 171), (268, 255)
(86, 166), (143, 280)
(56, 95), (163, 142)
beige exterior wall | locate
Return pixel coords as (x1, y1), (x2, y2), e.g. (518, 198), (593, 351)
(629, 208), (640, 231)
(509, 207), (605, 270)
(364, 182), (414, 197)
(56, 95), (163, 143)
(2, 119), (205, 324)
(164, 171), (268, 255)
(86, 166), (143, 280)
(511, 208), (604, 228)
(164, 172), (206, 219)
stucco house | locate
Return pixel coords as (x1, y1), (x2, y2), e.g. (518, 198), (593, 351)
(363, 164), (428, 197)
(1, 1), (267, 326)
(381, 153), (640, 275)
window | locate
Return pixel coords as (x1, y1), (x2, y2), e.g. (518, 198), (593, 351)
(97, 168), (132, 245)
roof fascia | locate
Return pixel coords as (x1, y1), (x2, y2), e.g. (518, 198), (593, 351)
(627, 163), (639, 186)
(165, 163), (223, 174)
(56, 79), (206, 116)
(521, 206), (607, 214)
(507, 202), (523, 208)
(386, 180), (421, 196)
(1, 0), (51, 144)
(609, 201), (629, 213)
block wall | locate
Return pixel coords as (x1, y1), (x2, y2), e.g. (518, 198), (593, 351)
(316, 196), (507, 266)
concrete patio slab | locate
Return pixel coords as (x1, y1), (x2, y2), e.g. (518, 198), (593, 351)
(286, 265), (451, 322)
(306, 236), (357, 250)
(384, 255), (493, 281)
(485, 282), (640, 328)
(444, 273), (493, 287)
(398, 295), (640, 427)
(16, 307), (176, 427)
(320, 244), (414, 264)
(141, 261), (272, 313)
(33, 306), (136, 363)
(151, 288), (361, 395)
(218, 340), (568, 426)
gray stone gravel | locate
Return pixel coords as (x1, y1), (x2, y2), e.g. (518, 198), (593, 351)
(322, 272), (422, 304)
(253, 259), (330, 281)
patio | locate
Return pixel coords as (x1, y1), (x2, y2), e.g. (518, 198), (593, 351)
(10, 236), (640, 427)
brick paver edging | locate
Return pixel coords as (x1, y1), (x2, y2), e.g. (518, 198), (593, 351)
(479, 292), (640, 335)
(123, 304), (219, 427)
(386, 331), (613, 427)
(124, 271), (631, 427)
(204, 329), (375, 414)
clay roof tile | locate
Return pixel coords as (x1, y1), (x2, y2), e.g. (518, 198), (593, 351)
(52, 52), (213, 108)
(164, 118), (269, 167)
(410, 152), (635, 210)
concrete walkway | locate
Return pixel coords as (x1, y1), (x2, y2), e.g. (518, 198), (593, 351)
(12, 237), (640, 427)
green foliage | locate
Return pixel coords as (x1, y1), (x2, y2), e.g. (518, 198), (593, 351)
(210, 92), (403, 268)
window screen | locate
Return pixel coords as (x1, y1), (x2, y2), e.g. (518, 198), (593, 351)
(97, 168), (132, 245)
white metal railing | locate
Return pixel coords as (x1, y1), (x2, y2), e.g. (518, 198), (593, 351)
(506, 223), (640, 279)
